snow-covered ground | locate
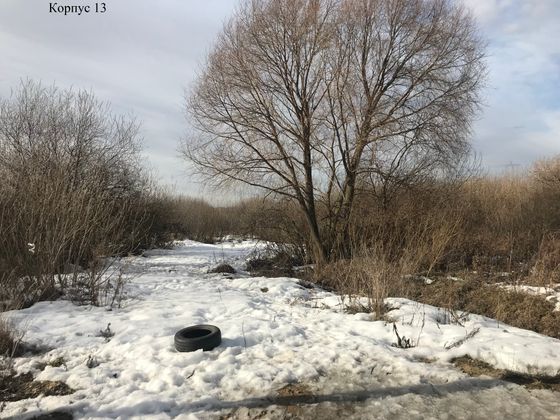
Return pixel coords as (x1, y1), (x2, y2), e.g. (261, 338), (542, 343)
(3, 240), (560, 419)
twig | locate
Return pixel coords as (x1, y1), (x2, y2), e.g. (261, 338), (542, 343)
(444, 327), (480, 350)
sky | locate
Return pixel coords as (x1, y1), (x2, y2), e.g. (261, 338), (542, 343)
(0, 0), (559, 198)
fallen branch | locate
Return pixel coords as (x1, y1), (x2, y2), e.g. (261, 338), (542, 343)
(445, 327), (480, 350)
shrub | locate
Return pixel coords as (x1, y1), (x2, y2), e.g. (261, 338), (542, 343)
(0, 80), (152, 308)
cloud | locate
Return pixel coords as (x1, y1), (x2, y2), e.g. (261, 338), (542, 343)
(463, 0), (513, 23)
(464, 0), (560, 170)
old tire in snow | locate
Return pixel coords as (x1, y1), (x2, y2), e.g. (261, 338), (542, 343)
(174, 325), (221, 352)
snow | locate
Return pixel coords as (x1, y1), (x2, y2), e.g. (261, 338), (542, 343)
(2, 240), (560, 419)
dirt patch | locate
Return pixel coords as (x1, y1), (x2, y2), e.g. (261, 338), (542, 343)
(453, 356), (504, 377)
(0, 371), (74, 402)
(32, 412), (73, 420)
(414, 356), (436, 364)
(452, 356), (560, 392)
(209, 263), (236, 274)
(217, 384), (315, 419)
(276, 383), (313, 397)
(219, 408), (277, 420)
(275, 383), (313, 418)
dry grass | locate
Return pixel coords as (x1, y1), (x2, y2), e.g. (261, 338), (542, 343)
(0, 316), (24, 358)
(315, 197), (462, 319)
(0, 371), (74, 403)
(315, 255), (408, 318)
(453, 355), (560, 391)
(317, 262), (560, 338)
(528, 233), (560, 286)
(398, 279), (560, 339)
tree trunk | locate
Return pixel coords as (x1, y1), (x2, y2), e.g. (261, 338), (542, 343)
(294, 195), (326, 265)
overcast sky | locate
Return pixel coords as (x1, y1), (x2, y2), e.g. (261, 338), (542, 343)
(1, 0), (559, 198)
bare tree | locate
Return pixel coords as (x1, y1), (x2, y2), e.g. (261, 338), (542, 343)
(182, 0), (485, 263)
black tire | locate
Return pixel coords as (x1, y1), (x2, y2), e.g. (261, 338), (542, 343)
(174, 324), (221, 352)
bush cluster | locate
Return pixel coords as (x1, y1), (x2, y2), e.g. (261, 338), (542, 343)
(0, 81), (159, 308)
